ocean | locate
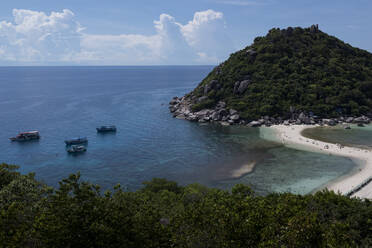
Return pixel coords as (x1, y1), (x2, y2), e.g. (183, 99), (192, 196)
(0, 66), (357, 194)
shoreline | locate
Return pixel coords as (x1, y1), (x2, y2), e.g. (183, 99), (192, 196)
(264, 124), (372, 199)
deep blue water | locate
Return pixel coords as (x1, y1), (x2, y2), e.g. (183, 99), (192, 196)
(0, 66), (357, 194)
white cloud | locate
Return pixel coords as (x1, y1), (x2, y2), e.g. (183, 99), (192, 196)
(0, 9), (233, 65)
(0, 9), (83, 63)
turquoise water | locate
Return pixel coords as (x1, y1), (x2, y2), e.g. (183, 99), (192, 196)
(302, 125), (372, 149)
(0, 66), (356, 194)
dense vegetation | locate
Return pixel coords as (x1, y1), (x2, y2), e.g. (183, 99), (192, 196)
(190, 25), (372, 120)
(1, 163), (371, 247)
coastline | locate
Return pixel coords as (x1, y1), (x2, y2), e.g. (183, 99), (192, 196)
(262, 124), (372, 199)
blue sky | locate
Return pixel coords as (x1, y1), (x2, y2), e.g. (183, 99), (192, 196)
(0, 0), (371, 65)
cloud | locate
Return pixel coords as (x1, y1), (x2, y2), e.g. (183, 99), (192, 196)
(0, 9), (233, 65)
(0, 9), (83, 63)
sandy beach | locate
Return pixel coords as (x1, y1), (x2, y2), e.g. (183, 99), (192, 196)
(268, 124), (372, 199)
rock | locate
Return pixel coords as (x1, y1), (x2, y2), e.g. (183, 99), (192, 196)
(169, 106), (177, 113)
(218, 109), (228, 116)
(230, 114), (240, 122)
(258, 119), (265, 125)
(353, 116), (370, 124)
(211, 111), (221, 121)
(216, 101), (226, 109)
(176, 114), (186, 119)
(229, 109), (238, 115)
(233, 81), (240, 95)
(204, 80), (220, 95)
(248, 121), (261, 127)
(310, 24), (319, 33)
(322, 119), (336, 126)
(233, 80), (250, 94)
(220, 121), (230, 126)
(197, 96), (208, 103)
(246, 49), (257, 56)
(228, 119), (235, 124)
(283, 120), (290, 125)
(324, 144), (329, 149)
(169, 97), (179, 105)
(346, 117), (354, 123)
(295, 119), (302, 125)
(195, 109), (211, 118)
(238, 80), (250, 93)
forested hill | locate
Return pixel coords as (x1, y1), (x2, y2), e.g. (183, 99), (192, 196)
(188, 25), (372, 120)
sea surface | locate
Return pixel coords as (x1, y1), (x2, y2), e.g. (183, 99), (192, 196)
(0, 66), (359, 195)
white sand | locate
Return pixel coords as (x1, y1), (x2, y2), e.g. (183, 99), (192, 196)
(268, 124), (372, 199)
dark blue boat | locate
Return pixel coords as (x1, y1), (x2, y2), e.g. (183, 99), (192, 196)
(65, 137), (88, 145)
(96, 125), (117, 133)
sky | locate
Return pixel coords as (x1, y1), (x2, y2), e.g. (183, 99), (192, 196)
(0, 0), (371, 65)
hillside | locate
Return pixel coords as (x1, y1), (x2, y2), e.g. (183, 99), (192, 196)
(171, 25), (372, 122)
(1, 163), (372, 247)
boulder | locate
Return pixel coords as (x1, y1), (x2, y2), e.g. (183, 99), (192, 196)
(353, 116), (370, 124)
(218, 109), (228, 116)
(283, 120), (290, 125)
(229, 109), (238, 115)
(211, 111), (221, 121)
(220, 121), (230, 126)
(237, 80), (250, 94)
(197, 96), (208, 103)
(216, 101), (226, 109)
(345, 117), (354, 123)
(204, 80), (220, 95)
(246, 49), (257, 56)
(176, 114), (186, 119)
(230, 114), (240, 122)
(233, 80), (250, 94)
(248, 121), (261, 127)
(233, 81), (240, 95)
(169, 98), (179, 105)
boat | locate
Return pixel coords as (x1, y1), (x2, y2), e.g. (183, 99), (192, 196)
(96, 125), (117, 133)
(64, 137), (88, 145)
(67, 145), (86, 154)
(9, 131), (40, 141)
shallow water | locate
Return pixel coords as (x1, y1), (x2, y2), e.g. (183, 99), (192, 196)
(0, 66), (356, 194)
(302, 125), (372, 149)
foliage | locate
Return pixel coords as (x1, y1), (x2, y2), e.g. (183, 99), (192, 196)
(0, 164), (371, 247)
(191, 26), (372, 120)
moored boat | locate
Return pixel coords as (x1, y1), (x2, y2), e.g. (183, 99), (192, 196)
(67, 145), (87, 154)
(65, 137), (88, 145)
(9, 131), (40, 141)
(96, 125), (117, 133)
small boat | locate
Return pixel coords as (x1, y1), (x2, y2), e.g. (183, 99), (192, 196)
(96, 125), (117, 133)
(65, 137), (88, 145)
(9, 131), (40, 142)
(67, 145), (86, 154)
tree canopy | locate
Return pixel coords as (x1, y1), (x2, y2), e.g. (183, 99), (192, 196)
(0, 163), (371, 247)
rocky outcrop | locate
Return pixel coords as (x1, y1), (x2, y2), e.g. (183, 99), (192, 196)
(169, 96), (371, 128)
(233, 80), (250, 95)
(203, 80), (221, 95)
